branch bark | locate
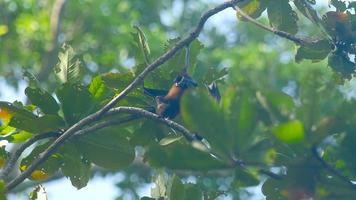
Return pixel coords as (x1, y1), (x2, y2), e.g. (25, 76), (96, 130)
(311, 145), (356, 190)
(5, 0), (243, 191)
(234, 5), (310, 46)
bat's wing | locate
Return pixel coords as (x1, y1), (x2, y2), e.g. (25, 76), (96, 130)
(206, 81), (221, 103)
(143, 87), (168, 97)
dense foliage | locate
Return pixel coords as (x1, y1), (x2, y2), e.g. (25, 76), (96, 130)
(1, 0), (356, 199)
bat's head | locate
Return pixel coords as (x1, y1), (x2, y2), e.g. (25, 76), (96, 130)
(174, 75), (197, 89)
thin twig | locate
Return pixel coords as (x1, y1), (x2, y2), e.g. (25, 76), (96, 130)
(311, 145), (356, 190)
(0, 132), (59, 180)
(5, 0), (243, 191)
(106, 107), (199, 141)
(234, 5), (308, 46)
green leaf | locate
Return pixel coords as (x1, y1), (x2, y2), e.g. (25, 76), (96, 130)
(330, 0), (347, 11)
(56, 83), (94, 124)
(181, 89), (231, 157)
(9, 114), (65, 133)
(294, 0), (322, 25)
(88, 75), (113, 102)
(101, 72), (135, 91)
(259, 90), (295, 119)
(77, 129), (135, 170)
(25, 87), (60, 114)
(184, 184), (202, 200)
(272, 120), (305, 143)
(0, 147), (9, 168)
(146, 143), (227, 170)
(54, 43), (81, 84)
(0, 131), (32, 143)
(234, 169), (259, 187)
(132, 25), (151, 66)
(236, 0), (267, 21)
(0, 101), (37, 120)
(0, 180), (6, 200)
(130, 120), (167, 146)
(267, 0), (298, 35)
(328, 52), (356, 80)
(169, 175), (185, 200)
(20, 141), (62, 180)
(228, 93), (257, 152)
(295, 40), (332, 63)
(60, 143), (91, 189)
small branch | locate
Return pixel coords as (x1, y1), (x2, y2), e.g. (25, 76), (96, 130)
(37, 0), (67, 82)
(0, 132), (59, 181)
(73, 115), (142, 137)
(311, 145), (356, 190)
(106, 107), (199, 141)
(234, 6), (308, 46)
(5, 0), (242, 192)
(258, 169), (283, 180)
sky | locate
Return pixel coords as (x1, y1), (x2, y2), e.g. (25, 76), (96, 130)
(2, 0), (341, 199)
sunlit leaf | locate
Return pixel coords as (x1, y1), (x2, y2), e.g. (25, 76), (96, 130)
(54, 43), (81, 84)
(272, 120), (305, 143)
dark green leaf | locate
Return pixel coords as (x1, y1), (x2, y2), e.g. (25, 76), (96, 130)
(181, 89), (231, 157)
(146, 143), (227, 170)
(60, 143), (91, 189)
(169, 175), (185, 200)
(184, 184), (202, 200)
(295, 40), (332, 63)
(328, 52), (356, 79)
(25, 87), (60, 114)
(267, 0), (298, 35)
(101, 72), (135, 91)
(294, 0), (322, 25)
(330, 0), (347, 11)
(9, 114), (65, 133)
(56, 83), (94, 124)
(77, 129), (135, 170)
(234, 169), (259, 187)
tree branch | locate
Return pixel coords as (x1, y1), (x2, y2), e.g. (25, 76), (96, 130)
(5, 0), (243, 191)
(0, 132), (59, 181)
(37, 0), (67, 82)
(106, 107), (199, 141)
(311, 145), (356, 190)
(234, 5), (309, 46)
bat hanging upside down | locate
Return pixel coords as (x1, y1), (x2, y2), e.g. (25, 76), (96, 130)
(143, 74), (198, 119)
